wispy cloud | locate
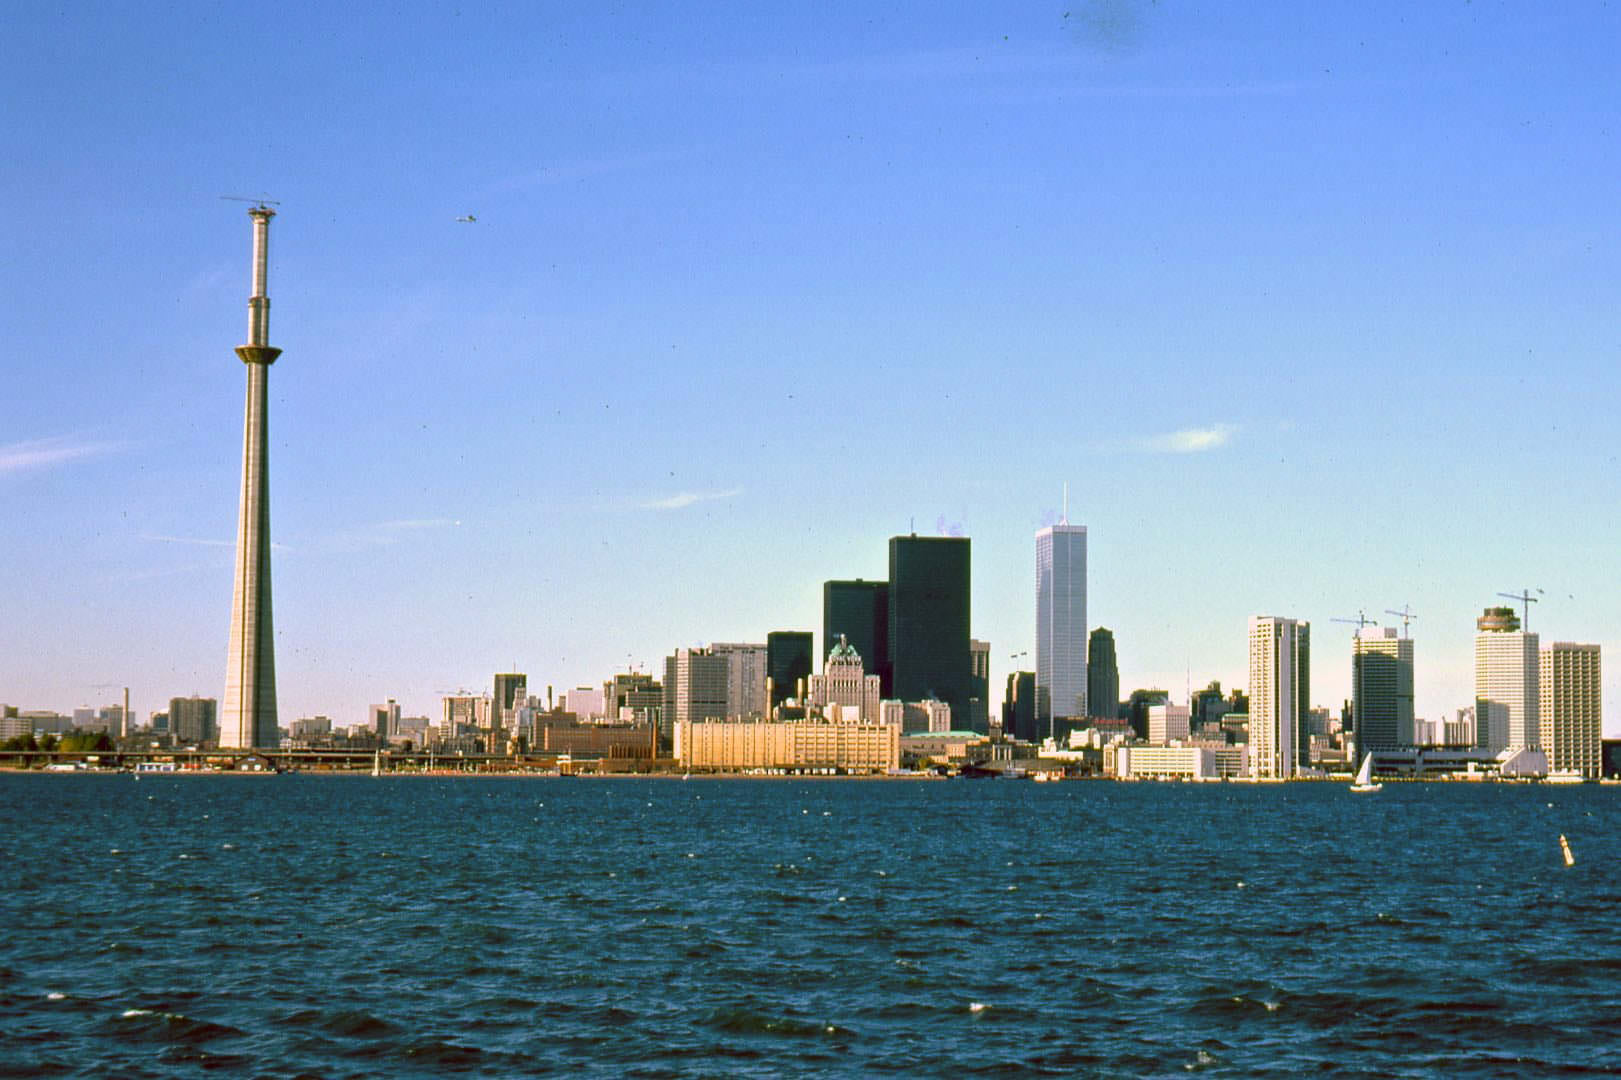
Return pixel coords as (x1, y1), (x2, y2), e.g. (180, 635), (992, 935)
(642, 488), (743, 511)
(0, 435), (124, 475)
(140, 533), (290, 552)
(377, 518), (462, 531)
(1141, 424), (1239, 454)
(140, 534), (233, 548)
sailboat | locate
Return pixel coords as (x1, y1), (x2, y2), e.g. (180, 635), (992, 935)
(1350, 752), (1382, 793)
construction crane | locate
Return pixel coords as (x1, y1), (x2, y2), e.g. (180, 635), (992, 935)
(220, 194), (281, 210)
(1497, 588), (1542, 628)
(1384, 605), (1418, 638)
(1330, 610), (1380, 634)
(1331, 611), (1379, 743)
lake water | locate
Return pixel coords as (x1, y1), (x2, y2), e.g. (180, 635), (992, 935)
(3, 774), (1619, 1077)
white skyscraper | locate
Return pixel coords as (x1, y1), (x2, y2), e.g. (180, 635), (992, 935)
(1249, 616), (1310, 779)
(1035, 524), (1087, 737)
(712, 642), (769, 719)
(1540, 643), (1601, 778)
(1474, 607), (1539, 753)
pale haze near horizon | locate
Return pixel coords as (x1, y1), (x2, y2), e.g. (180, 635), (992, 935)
(2, 2), (1616, 734)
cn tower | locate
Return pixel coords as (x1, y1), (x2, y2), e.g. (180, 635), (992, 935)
(221, 204), (282, 749)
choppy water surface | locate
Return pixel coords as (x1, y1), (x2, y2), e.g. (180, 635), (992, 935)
(3, 775), (1619, 1077)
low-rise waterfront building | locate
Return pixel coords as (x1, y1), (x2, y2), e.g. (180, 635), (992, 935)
(677, 716), (899, 773)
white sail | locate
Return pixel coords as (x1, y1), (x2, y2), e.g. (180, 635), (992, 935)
(1355, 753), (1373, 787)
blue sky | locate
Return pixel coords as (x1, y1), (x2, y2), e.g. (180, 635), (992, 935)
(3, 2), (1617, 732)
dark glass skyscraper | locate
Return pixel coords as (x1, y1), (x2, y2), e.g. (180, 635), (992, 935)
(1087, 627), (1119, 720)
(1003, 671), (1037, 742)
(823, 579), (890, 695)
(766, 630), (814, 707)
(888, 535), (971, 726)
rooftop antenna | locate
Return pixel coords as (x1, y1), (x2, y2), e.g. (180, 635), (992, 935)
(1497, 588), (1542, 628)
(1384, 605), (1418, 638)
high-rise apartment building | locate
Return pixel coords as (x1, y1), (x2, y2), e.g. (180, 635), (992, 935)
(170, 696), (218, 746)
(1540, 643), (1601, 777)
(1036, 525), (1087, 736)
(1248, 616), (1310, 779)
(1475, 607), (1539, 752)
(1087, 627), (1119, 720)
(823, 580), (890, 696)
(1352, 627), (1415, 751)
(767, 631), (814, 706)
(888, 535), (971, 728)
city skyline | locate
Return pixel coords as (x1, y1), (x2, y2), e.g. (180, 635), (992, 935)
(3, 4), (1618, 731)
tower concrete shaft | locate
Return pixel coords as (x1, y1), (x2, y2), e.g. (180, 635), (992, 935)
(222, 206), (281, 749)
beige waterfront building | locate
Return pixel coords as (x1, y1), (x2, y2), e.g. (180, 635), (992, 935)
(1540, 643), (1602, 778)
(676, 716), (900, 773)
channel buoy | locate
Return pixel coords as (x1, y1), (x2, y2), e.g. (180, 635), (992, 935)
(1560, 834), (1575, 867)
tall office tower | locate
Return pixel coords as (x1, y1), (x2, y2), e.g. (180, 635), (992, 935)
(222, 204), (283, 749)
(1540, 643), (1602, 777)
(1035, 525), (1087, 737)
(170, 696), (219, 747)
(824, 580), (890, 695)
(1087, 628), (1119, 720)
(712, 642), (768, 718)
(889, 535), (972, 728)
(968, 639), (991, 734)
(1474, 607), (1539, 752)
(767, 631), (815, 706)
(1003, 672), (1037, 742)
(663, 648), (730, 733)
(807, 636), (884, 721)
(369, 699), (401, 739)
(1248, 616), (1311, 779)
(493, 673), (527, 731)
(1352, 627), (1415, 750)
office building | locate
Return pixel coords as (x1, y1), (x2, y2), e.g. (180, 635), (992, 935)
(442, 694), (492, 737)
(1147, 703), (1191, 743)
(369, 699), (401, 740)
(1035, 524), (1087, 735)
(968, 638), (991, 734)
(1087, 628), (1119, 720)
(604, 672), (662, 727)
(1003, 671), (1037, 742)
(806, 636), (883, 722)
(712, 642), (768, 718)
(1248, 616), (1310, 779)
(492, 673), (527, 732)
(664, 648), (730, 736)
(1540, 643), (1601, 778)
(1352, 627), (1415, 751)
(889, 535), (971, 727)
(1475, 607), (1539, 752)
(564, 685), (606, 722)
(823, 580), (890, 695)
(767, 631), (814, 707)
(221, 205), (282, 750)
